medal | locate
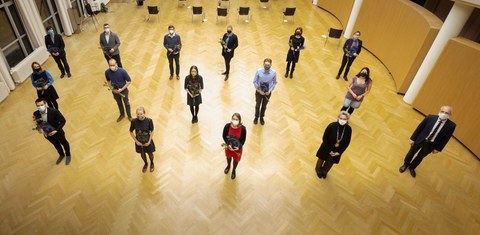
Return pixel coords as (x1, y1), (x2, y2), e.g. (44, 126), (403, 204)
(335, 142), (339, 148)
(335, 125), (346, 148)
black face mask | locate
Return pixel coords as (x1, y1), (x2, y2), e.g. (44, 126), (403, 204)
(34, 68), (41, 73)
(359, 72), (367, 77)
(227, 30), (232, 34)
(295, 31), (301, 36)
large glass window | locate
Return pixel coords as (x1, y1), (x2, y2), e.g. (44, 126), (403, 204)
(0, 0), (34, 68)
(35, 0), (63, 34)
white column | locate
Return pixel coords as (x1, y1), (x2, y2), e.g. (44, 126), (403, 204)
(312, 0), (318, 5)
(403, 3), (474, 104)
(55, 0), (73, 36)
(344, 0), (363, 38)
(14, 0), (46, 48)
(0, 53), (16, 90)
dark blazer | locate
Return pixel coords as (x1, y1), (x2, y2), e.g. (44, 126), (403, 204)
(410, 115), (456, 152)
(221, 33), (238, 57)
(316, 122), (352, 164)
(45, 34), (66, 55)
(33, 108), (67, 133)
(342, 38), (362, 56)
(222, 123), (246, 149)
(99, 32), (121, 55)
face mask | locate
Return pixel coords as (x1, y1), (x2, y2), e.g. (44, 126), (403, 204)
(439, 113), (449, 120)
(48, 30), (54, 35)
(264, 65), (270, 70)
(353, 35), (359, 40)
(232, 120), (239, 126)
(169, 29), (174, 34)
(110, 66), (117, 71)
(359, 72), (367, 77)
(38, 105), (46, 112)
(227, 30), (232, 34)
(33, 68), (41, 73)
(191, 71), (197, 76)
(295, 31), (301, 36)
(104, 28), (110, 33)
(338, 119), (347, 126)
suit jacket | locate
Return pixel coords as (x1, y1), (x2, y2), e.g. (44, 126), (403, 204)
(410, 115), (456, 152)
(99, 32), (121, 55)
(342, 38), (362, 56)
(33, 108), (67, 134)
(316, 122), (352, 164)
(221, 33), (238, 57)
(45, 34), (66, 55)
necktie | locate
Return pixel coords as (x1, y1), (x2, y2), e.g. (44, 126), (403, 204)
(426, 120), (442, 142)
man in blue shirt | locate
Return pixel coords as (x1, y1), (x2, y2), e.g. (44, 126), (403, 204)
(105, 59), (132, 122)
(253, 58), (277, 125)
(163, 25), (182, 80)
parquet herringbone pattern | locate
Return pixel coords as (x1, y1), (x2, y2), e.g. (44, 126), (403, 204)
(0, 0), (479, 234)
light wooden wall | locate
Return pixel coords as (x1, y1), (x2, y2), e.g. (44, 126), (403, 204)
(353, 0), (443, 94)
(316, 0), (354, 29)
(413, 37), (480, 157)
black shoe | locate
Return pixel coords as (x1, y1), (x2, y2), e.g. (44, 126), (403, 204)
(224, 75), (229, 81)
(169, 75), (173, 80)
(335, 75), (340, 80)
(399, 164), (408, 173)
(56, 155), (65, 165)
(194, 116), (198, 123)
(221, 71), (227, 75)
(316, 172), (322, 179)
(116, 115), (125, 122)
(176, 75), (180, 80)
(289, 73), (293, 79)
(191, 116), (195, 124)
(343, 76), (348, 81)
(67, 73), (72, 78)
(284, 72), (288, 78)
(224, 166), (230, 174)
(260, 118), (265, 125)
(231, 171), (236, 180)
(65, 155), (71, 165)
(253, 117), (258, 125)
(60, 74), (65, 79)
(323, 173), (327, 179)
(409, 168), (416, 178)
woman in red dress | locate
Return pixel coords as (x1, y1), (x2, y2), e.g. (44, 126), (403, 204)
(222, 113), (247, 180)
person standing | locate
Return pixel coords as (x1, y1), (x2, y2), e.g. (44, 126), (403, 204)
(315, 111), (352, 179)
(130, 107), (156, 173)
(163, 25), (182, 80)
(105, 58), (132, 122)
(99, 23), (123, 68)
(44, 26), (71, 78)
(30, 62), (59, 110)
(184, 65), (204, 124)
(285, 27), (305, 79)
(33, 98), (71, 165)
(220, 25), (238, 81)
(253, 58), (277, 125)
(222, 113), (247, 180)
(336, 31), (362, 81)
(399, 106), (456, 178)
(340, 67), (373, 115)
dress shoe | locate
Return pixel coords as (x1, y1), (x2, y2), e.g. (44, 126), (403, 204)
(56, 155), (65, 165)
(335, 75), (340, 80)
(284, 72), (288, 78)
(260, 118), (265, 125)
(224, 166), (230, 174)
(231, 171), (236, 180)
(191, 117), (195, 124)
(116, 115), (125, 122)
(65, 155), (71, 165)
(343, 76), (348, 81)
(142, 164), (148, 173)
(224, 75), (229, 81)
(193, 116), (198, 123)
(221, 71), (227, 75)
(176, 75), (180, 80)
(169, 75), (173, 80)
(253, 117), (258, 125)
(150, 164), (155, 172)
(60, 74), (65, 78)
(323, 173), (328, 179)
(399, 164), (408, 173)
(289, 73), (293, 79)
(409, 168), (416, 178)
(67, 73), (72, 78)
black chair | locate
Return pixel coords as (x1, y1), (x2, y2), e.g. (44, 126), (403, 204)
(259, 0), (269, 9)
(324, 28), (343, 48)
(81, 3), (98, 32)
(238, 7), (250, 23)
(217, 8), (228, 24)
(192, 6), (206, 22)
(282, 7), (296, 23)
(146, 6), (159, 22)
(136, 0), (145, 6)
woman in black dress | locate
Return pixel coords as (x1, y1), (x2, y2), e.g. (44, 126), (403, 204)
(129, 107), (156, 173)
(30, 62), (59, 109)
(315, 111), (352, 179)
(184, 65), (204, 124)
(285, 27), (305, 79)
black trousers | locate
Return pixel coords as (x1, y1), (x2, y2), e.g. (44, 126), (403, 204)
(255, 91), (271, 118)
(113, 89), (131, 117)
(286, 60), (296, 74)
(167, 53), (180, 76)
(223, 54), (233, 74)
(315, 158), (333, 175)
(53, 53), (70, 75)
(46, 131), (70, 156)
(104, 54), (123, 68)
(337, 55), (356, 77)
(403, 140), (435, 170)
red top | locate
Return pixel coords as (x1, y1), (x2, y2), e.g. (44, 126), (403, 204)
(225, 124), (243, 162)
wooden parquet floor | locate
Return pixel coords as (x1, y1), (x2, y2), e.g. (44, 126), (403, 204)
(0, 0), (479, 234)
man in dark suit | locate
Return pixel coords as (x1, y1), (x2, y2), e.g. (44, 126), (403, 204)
(45, 26), (71, 78)
(336, 31), (362, 81)
(99, 23), (123, 68)
(33, 98), (72, 165)
(399, 106), (456, 177)
(221, 25), (239, 81)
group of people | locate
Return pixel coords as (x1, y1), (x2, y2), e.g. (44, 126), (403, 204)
(30, 23), (456, 180)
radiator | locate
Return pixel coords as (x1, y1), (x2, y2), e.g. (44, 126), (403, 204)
(10, 47), (49, 84)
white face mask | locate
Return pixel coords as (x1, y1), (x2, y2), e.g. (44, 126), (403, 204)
(38, 105), (46, 112)
(104, 28), (110, 33)
(338, 119), (347, 126)
(353, 35), (359, 40)
(232, 120), (239, 126)
(169, 30), (174, 35)
(439, 112), (449, 120)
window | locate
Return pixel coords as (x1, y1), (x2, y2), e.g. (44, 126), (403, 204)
(0, 0), (34, 68)
(35, 0), (63, 34)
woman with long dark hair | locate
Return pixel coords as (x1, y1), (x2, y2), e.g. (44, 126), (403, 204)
(30, 62), (59, 109)
(285, 27), (305, 79)
(184, 65), (204, 123)
(340, 67), (373, 115)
